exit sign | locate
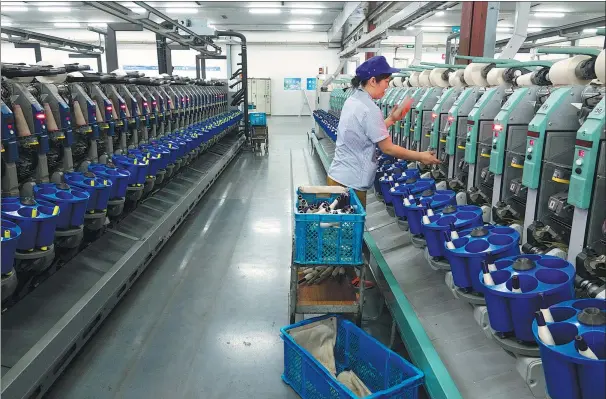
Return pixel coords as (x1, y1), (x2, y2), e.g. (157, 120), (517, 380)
(451, 26), (460, 33)
(405, 45), (415, 49)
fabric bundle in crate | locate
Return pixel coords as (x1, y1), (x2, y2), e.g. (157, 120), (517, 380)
(281, 315), (424, 398)
(294, 186), (365, 265)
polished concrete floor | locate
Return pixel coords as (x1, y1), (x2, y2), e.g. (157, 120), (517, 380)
(46, 116), (325, 399)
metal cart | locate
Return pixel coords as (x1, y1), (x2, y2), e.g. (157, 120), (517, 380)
(288, 245), (368, 326)
(250, 125), (268, 152)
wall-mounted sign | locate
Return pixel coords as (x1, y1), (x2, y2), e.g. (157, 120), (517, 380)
(405, 44), (415, 49)
(284, 78), (302, 90)
(306, 78), (317, 91)
(451, 26), (460, 33)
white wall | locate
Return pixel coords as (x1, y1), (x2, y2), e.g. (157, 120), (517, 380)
(226, 31), (339, 116)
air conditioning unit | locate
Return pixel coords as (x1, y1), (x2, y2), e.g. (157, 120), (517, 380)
(175, 18), (215, 36)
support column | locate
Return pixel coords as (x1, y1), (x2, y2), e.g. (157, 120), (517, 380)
(457, 1), (500, 63)
(15, 43), (42, 62)
(365, 22), (376, 60)
(106, 25), (118, 72)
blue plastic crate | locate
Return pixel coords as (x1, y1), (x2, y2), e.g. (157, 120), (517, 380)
(249, 112), (267, 126)
(281, 315), (424, 399)
(294, 188), (365, 265)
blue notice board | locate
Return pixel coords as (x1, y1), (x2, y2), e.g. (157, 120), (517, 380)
(306, 78), (317, 91)
(284, 78), (302, 90)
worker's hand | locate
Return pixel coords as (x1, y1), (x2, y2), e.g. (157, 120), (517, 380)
(389, 97), (414, 121)
(417, 151), (441, 165)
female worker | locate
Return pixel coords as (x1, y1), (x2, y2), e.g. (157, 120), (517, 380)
(327, 56), (440, 207)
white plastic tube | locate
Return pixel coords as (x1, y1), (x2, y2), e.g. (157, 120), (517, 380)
(536, 312), (556, 346)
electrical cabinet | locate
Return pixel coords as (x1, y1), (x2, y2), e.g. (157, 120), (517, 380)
(247, 78), (271, 114)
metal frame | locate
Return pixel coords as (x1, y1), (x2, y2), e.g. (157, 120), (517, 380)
(327, 1), (363, 42)
(1, 136), (244, 399)
(104, 23), (143, 72)
(482, 2), (500, 58)
(13, 43), (41, 62)
(498, 2), (531, 59)
(445, 32), (460, 65)
(1, 27), (104, 56)
(495, 17), (606, 50)
(339, 2), (447, 57)
(84, 1), (220, 57)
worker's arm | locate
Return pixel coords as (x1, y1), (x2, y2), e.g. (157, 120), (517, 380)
(385, 97), (414, 128)
(376, 96), (440, 164)
(377, 136), (440, 164)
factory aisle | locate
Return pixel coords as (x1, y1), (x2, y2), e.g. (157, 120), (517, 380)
(47, 117), (325, 399)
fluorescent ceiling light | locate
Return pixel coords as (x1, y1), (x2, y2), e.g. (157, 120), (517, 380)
(406, 26), (416, 30)
(288, 24), (313, 30)
(249, 8), (281, 14)
(248, 2), (281, 7)
(291, 9), (322, 15)
(291, 3), (324, 8)
(165, 8), (198, 14)
(435, 11), (445, 16)
(54, 22), (81, 28)
(38, 7), (71, 12)
(130, 7), (146, 14)
(528, 28), (543, 33)
(88, 22), (108, 28)
(583, 28), (598, 33)
(208, 24), (216, 29)
(1, 21), (13, 26)
(496, 27), (511, 32)
(289, 20), (313, 25)
(2, 6), (28, 12)
(534, 12), (565, 18)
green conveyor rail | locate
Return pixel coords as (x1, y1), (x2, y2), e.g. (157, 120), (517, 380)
(309, 130), (463, 399)
(454, 55), (512, 64)
(401, 66), (434, 72)
(420, 62), (466, 69)
(536, 47), (601, 56)
(363, 232), (464, 399)
(495, 60), (564, 68)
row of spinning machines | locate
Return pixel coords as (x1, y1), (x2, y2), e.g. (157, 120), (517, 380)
(321, 45), (606, 398)
(328, 46), (605, 288)
(1, 62), (241, 306)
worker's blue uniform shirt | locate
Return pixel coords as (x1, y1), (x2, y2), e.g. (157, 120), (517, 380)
(328, 88), (389, 191)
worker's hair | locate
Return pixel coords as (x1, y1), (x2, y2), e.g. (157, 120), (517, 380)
(351, 73), (391, 88)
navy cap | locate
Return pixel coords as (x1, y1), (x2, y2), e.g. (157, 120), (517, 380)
(356, 56), (401, 80)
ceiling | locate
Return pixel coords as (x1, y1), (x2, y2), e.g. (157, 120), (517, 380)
(1, 1), (604, 43)
(0, 1), (346, 31)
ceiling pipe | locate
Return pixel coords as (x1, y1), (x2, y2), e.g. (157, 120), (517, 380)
(213, 30), (249, 137)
